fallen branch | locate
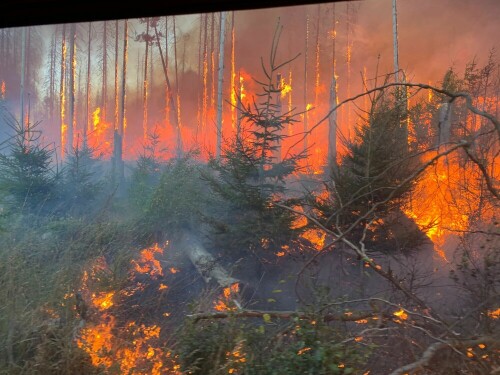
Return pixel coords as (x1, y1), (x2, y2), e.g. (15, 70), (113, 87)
(389, 336), (499, 375)
(187, 308), (388, 323)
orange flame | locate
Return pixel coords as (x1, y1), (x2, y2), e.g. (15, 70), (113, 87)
(214, 283), (240, 312)
(76, 245), (181, 374)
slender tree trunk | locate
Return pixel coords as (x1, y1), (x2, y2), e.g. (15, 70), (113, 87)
(59, 24), (67, 159)
(210, 13), (215, 112)
(203, 14), (209, 134)
(196, 14), (202, 139)
(142, 18), (149, 142)
(303, 14), (309, 154)
(20, 27), (26, 130)
(68, 23), (76, 152)
(102, 20), (107, 120)
(216, 11), (226, 160)
(114, 20), (119, 132)
(392, 0), (400, 83)
(314, 4), (321, 106)
(165, 16), (170, 128)
(49, 30), (56, 120)
(85, 22), (92, 145)
(114, 19), (127, 187)
(154, 25), (183, 158)
(230, 11), (236, 129)
(173, 16), (181, 134)
(328, 3), (338, 172)
(236, 71), (242, 139)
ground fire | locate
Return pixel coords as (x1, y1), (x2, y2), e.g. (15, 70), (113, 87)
(0, 0), (498, 374)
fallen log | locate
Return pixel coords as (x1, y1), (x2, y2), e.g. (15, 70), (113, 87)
(177, 229), (241, 289)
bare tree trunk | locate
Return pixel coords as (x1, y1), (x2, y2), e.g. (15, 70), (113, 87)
(437, 102), (451, 147)
(85, 22), (91, 145)
(210, 12), (215, 112)
(113, 20), (119, 133)
(314, 4), (321, 106)
(177, 229), (241, 289)
(165, 16), (170, 128)
(154, 25), (183, 158)
(392, 0), (400, 83)
(114, 19), (127, 187)
(202, 14), (209, 134)
(303, 14), (309, 154)
(328, 3), (338, 172)
(49, 30), (56, 120)
(328, 76), (338, 172)
(20, 27), (26, 130)
(68, 23), (76, 152)
(59, 24), (66, 159)
(236, 71), (243, 139)
(230, 11), (236, 129)
(173, 16), (181, 137)
(142, 18), (150, 142)
(216, 11), (227, 160)
(196, 14), (202, 139)
(102, 20), (107, 120)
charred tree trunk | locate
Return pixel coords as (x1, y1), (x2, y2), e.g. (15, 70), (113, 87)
(102, 20), (108, 120)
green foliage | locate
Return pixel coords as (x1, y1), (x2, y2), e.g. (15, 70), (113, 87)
(0, 118), (58, 213)
(128, 131), (164, 214)
(141, 152), (208, 236)
(308, 88), (422, 253)
(60, 141), (103, 215)
(204, 23), (305, 256)
(177, 316), (371, 375)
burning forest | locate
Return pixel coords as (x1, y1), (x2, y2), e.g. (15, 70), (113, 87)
(0, 0), (499, 374)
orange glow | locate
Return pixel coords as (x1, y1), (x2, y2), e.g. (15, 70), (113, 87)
(131, 243), (164, 277)
(402, 151), (492, 261)
(226, 341), (247, 374)
(91, 291), (115, 311)
(487, 308), (500, 319)
(214, 283), (240, 312)
(301, 228), (326, 250)
(76, 245), (181, 374)
(280, 76), (292, 98)
(88, 107), (113, 157)
(0, 80), (5, 99)
(297, 347), (312, 355)
(393, 308), (408, 320)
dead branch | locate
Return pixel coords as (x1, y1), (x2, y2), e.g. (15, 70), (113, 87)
(187, 308), (387, 323)
(389, 336), (499, 375)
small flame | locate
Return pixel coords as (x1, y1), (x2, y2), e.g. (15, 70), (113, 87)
(393, 308), (408, 320)
(214, 283), (240, 312)
(280, 77), (292, 98)
(487, 308), (500, 319)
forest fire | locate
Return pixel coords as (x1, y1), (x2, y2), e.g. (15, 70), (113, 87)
(0, 1), (499, 374)
(75, 244), (182, 374)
